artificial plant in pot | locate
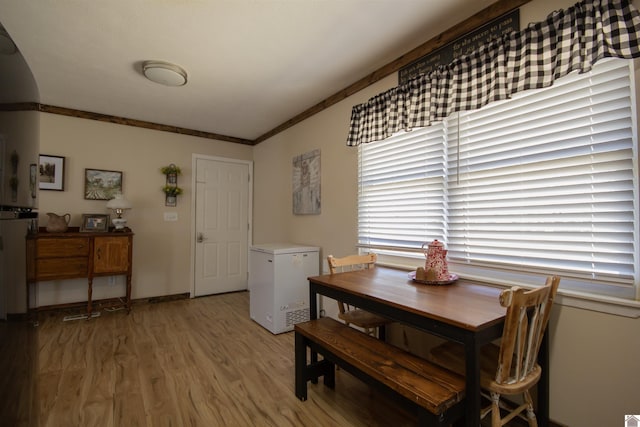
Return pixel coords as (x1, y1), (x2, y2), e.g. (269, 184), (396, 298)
(162, 185), (183, 197)
(162, 184), (183, 207)
(161, 164), (181, 185)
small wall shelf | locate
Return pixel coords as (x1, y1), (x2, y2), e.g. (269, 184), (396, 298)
(161, 164), (182, 207)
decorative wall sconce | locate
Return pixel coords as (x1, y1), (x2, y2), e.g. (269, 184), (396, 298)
(161, 164), (182, 207)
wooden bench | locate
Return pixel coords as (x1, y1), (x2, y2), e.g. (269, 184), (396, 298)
(294, 317), (466, 426)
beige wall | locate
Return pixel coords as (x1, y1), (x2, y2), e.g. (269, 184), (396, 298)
(37, 113), (252, 305)
(32, 0), (640, 425)
(251, 1), (640, 426)
(252, 75), (394, 256)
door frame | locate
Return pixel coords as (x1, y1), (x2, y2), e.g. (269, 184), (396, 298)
(190, 154), (253, 297)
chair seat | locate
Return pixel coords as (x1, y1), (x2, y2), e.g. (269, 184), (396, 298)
(429, 341), (542, 395)
(338, 308), (389, 328)
(327, 253), (393, 336)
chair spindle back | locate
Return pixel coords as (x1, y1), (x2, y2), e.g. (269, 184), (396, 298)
(495, 275), (560, 385)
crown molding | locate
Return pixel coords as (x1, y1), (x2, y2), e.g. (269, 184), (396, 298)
(0, 102), (253, 145)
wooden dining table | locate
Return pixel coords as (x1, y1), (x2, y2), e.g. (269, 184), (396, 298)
(307, 266), (550, 427)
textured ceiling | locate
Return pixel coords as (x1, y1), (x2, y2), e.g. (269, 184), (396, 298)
(0, 0), (497, 143)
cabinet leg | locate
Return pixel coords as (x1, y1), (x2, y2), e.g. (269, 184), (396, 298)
(87, 278), (93, 320)
(126, 274), (132, 313)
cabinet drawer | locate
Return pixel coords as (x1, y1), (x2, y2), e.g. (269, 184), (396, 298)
(35, 257), (89, 280)
(36, 238), (90, 258)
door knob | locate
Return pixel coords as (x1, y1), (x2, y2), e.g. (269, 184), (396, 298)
(197, 233), (207, 243)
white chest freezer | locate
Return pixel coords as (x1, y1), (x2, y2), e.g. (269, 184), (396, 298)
(249, 243), (319, 334)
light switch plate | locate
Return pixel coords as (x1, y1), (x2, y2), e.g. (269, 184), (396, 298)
(164, 212), (178, 221)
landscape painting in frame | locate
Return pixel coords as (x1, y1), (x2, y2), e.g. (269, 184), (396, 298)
(84, 168), (122, 200)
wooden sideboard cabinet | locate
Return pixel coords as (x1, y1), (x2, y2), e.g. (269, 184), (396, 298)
(26, 230), (133, 316)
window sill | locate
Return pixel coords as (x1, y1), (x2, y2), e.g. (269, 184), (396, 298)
(474, 280), (640, 318)
(553, 290), (640, 318)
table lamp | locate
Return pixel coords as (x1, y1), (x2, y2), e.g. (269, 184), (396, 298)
(106, 194), (132, 231)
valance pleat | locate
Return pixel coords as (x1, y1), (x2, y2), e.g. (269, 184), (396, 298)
(346, 0), (640, 147)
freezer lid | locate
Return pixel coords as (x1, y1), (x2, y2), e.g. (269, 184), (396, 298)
(250, 243), (319, 255)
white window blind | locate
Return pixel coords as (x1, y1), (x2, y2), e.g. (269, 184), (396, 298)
(358, 123), (447, 251)
(358, 59), (638, 299)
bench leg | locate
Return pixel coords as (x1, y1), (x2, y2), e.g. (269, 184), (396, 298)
(295, 331), (338, 401)
(310, 349), (318, 384)
(295, 331), (308, 401)
(417, 409), (447, 427)
(323, 359), (335, 389)
(417, 402), (465, 427)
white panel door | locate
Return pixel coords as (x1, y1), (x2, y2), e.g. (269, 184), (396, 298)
(194, 158), (249, 296)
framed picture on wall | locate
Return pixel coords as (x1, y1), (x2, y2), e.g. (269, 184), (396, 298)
(84, 168), (122, 200)
(293, 149), (321, 215)
(38, 154), (65, 191)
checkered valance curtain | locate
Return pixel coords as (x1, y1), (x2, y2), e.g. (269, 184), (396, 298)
(346, 0), (640, 146)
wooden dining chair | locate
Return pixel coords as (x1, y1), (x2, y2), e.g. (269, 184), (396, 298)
(326, 253), (392, 339)
(428, 275), (560, 427)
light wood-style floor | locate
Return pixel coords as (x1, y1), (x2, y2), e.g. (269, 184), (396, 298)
(31, 292), (417, 426)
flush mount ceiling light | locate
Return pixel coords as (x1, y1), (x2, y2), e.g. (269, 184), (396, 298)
(142, 60), (188, 86)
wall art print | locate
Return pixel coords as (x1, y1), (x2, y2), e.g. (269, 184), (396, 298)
(39, 154), (65, 191)
(293, 149), (320, 215)
(84, 168), (122, 200)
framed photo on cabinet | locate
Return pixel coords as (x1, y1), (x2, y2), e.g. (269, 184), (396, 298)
(80, 214), (109, 232)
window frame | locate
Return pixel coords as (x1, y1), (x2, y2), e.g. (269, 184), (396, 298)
(357, 58), (640, 313)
